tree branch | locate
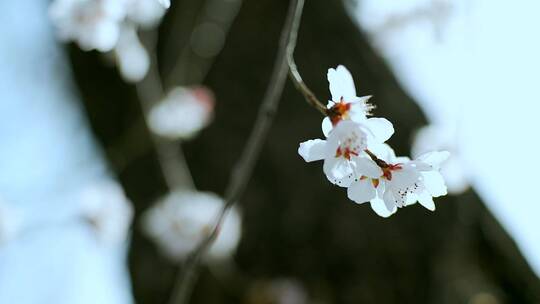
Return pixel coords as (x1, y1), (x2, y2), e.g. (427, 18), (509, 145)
(166, 0), (306, 303)
(136, 31), (196, 190)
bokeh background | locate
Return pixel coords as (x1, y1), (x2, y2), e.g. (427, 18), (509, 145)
(1, 0), (539, 303)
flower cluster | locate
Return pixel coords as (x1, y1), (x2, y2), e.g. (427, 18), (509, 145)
(49, 0), (169, 82)
(298, 66), (449, 217)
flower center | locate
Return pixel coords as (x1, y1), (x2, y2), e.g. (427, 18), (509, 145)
(327, 97), (351, 125)
(381, 164), (402, 181)
(334, 131), (363, 160)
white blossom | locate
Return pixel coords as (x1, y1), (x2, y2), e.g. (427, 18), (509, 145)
(322, 65), (393, 140)
(49, 0), (169, 81)
(347, 144), (449, 217)
(114, 24), (150, 82)
(148, 87), (215, 140)
(142, 190), (242, 261)
(126, 0), (167, 28)
(299, 120), (388, 187)
(157, 0), (171, 9)
(49, 0), (128, 52)
(79, 180), (134, 244)
(412, 124), (469, 194)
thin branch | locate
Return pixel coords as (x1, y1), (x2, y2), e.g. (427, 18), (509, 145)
(286, 20), (327, 116)
(164, 0), (244, 87)
(166, 0), (306, 303)
(136, 31), (196, 190)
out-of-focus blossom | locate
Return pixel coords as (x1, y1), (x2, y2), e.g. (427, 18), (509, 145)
(0, 199), (22, 245)
(157, 0), (171, 9)
(412, 125), (470, 194)
(142, 190), (242, 261)
(114, 25), (150, 83)
(347, 144), (449, 217)
(148, 87), (215, 140)
(79, 181), (134, 244)
(49, 0), (169, 81)
(126, 0), (167, 28)
(49, 0), (128, 52)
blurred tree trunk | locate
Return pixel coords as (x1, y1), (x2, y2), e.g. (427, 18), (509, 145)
(72, 0), (540, 303)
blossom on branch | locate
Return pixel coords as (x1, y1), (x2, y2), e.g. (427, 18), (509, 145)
(142, 190), (242, 261)
(148, 86), (215, 140)
(348, 144), (449, 217)
(49, 0), (169, 81)
(298, 65), (450, 217)
(79, 181), (134, 244)
(49, 0), (128, 52)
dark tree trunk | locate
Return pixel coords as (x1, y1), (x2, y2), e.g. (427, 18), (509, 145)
(71, 0), (540, 303)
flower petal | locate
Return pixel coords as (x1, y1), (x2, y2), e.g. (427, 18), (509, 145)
(355, 157), (383, 178)
(322, 117), (333, 137)
(421, 171), (447, 197)
(417, 191), (436, 211)
(348, 96), (372, 122)
(371, 197), (396, 217)
(417, 151), (450, 169)
(327, 65), (356, 102)
(323, 157), (354, 187)
(364, 117), (394, 143)
(347, 179), (376, 204)
(298, 139), (326, 162)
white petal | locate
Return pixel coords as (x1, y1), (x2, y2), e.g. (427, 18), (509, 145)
(390, 165), (421, 190)
(364, 117), (394, 143)
(417, 151), (450, 169)
(298, 139), (327, 162)
(355, 157), (382, 178)
(417, 191), (436, 211)
(421, 171), (447, 197)
(323, 157), (354, 186)
(383, 190), (402, 210)
(158, 0), (171, 9)
(367, 143), (395, 162)
(322, 117), (333, 137)
(327, 65), (356, 102)
(348, 96), (372, 122)
(371, 197), (396, 217)
(347, 179), (376, 204)
(115, 25), (150, 82)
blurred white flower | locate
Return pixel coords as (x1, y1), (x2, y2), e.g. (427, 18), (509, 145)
(412, 125), (469, 194)
(49, 0), (128, 52)
(142, 190), (242, 261)
(126, 0), (167, 28)
(157, 0), (171, 9)
(114, 25), (150, 83)
(148, 87), (215, 140)
(79, 181), (134, 244)
(0, 199), (22, 245)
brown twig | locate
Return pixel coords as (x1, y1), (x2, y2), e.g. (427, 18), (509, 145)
(286, 24), (327, 116)
(166, 0), (306, 303)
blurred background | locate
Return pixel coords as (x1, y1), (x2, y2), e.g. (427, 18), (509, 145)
(1, 0), (539, 303)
